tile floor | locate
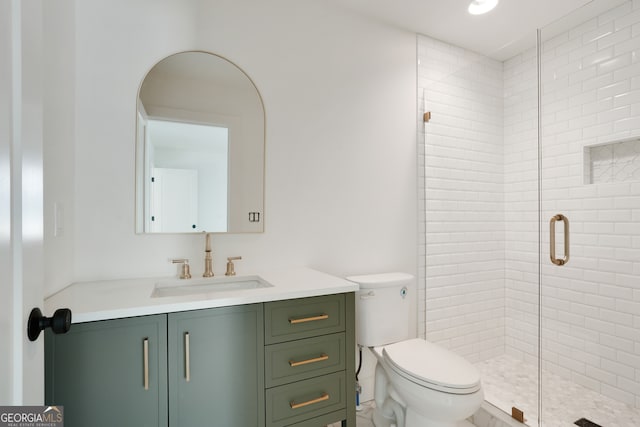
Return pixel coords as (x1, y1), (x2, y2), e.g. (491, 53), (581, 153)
(328, 400), (481, 427)
(353, 401), (376, 427)
(476, 353), (640, 427)
(331, 353), (640, 427)
(326, 401), (375, 427)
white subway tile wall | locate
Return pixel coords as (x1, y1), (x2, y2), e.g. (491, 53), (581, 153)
(418, 0), (640, 411)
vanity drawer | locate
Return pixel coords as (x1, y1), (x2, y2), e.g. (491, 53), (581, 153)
(264, 294), (345, 344)
(265, 332), (346, 388)
(265, 371), (346, 427)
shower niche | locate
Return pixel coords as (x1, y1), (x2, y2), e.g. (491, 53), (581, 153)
(584, 138), (640, 184)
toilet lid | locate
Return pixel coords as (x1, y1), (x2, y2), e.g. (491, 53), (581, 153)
(382, 339), (481, 394)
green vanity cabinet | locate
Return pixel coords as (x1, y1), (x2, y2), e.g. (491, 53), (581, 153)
(45, 292), (355, 427)
(168, 304), (264, 427)
(264, 293), (356, 427)
(45, 314), (168, 427)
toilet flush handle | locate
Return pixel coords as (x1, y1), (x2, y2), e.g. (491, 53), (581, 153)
(359, 291), (375, 300)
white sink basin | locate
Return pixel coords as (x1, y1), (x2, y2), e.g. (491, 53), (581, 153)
(151, 275), (273, 298)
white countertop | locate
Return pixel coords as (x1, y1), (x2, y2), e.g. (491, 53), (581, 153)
(45, 268), (359, 323)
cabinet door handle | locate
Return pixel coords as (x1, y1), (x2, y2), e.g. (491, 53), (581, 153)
(289, 353), (329, 367)
(184, 332), (190, 382)
(290, 392), (329, 409)
(143, 338), (149, 390)
(550, 214), (570, 266)
(288, 314), (329, 324)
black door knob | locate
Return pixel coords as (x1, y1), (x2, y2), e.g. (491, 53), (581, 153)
(27, 307), (72, 342)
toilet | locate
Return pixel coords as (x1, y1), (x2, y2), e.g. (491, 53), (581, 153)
(347, 273), (483, 427)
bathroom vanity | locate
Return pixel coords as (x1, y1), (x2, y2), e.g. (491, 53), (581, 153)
(44, 268), (357, 427)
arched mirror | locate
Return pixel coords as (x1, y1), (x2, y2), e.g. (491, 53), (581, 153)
(135, 51), (265, 233)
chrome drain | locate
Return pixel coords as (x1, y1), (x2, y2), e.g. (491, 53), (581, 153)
(574, 418), (602, 427)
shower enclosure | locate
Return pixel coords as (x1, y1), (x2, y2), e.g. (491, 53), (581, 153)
(419, 1), (640, 426)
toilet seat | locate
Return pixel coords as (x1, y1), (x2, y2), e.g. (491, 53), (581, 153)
(382, 339), (481, 395)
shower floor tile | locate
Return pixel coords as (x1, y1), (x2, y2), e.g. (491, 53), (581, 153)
(476, 354), (640, 427)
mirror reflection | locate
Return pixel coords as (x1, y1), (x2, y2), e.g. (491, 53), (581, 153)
(135, 51), (265, 234)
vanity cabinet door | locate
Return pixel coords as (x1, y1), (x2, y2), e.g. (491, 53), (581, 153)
(168, 304), (264, 427)
(45, 315), (168, 427)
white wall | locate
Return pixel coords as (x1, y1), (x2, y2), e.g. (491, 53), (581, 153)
(45, 1), (417, 302)
(43, 0), (75, 306)
(418, 35), (506, 363)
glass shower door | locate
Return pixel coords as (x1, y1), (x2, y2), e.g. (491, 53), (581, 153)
(539, 1), (640, 425)
(419, 34), (541, 425)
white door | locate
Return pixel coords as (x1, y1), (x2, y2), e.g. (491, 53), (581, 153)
(150, 168), (198, 232)
(0, 0), (45, 404)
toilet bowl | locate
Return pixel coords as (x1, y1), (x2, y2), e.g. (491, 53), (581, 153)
(347, 273), (483, 427)
(374, 340), (483, 427)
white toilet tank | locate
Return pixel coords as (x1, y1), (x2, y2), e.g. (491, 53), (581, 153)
(347, 272), (413, 347)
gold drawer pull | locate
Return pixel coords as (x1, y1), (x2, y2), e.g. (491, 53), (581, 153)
(290, 392), (329, 409)
(184, 332), (190, 382)
(143, 338), (149, 390)
(289, 353), (329, 367)
(288, 314), (329, 324)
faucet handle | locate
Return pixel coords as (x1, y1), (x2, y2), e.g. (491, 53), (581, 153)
(225, 256), (242, 276)
(172, 258), (192, 279)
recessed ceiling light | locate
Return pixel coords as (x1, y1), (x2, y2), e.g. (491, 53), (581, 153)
(468, 0), (499, 15)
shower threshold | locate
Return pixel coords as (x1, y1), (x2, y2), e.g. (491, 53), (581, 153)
(475, 354), (640, 427)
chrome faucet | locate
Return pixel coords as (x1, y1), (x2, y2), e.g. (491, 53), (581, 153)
(203, 233), (214, 277)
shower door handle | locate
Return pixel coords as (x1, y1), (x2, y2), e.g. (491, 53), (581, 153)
(550, 214), (569, 266)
